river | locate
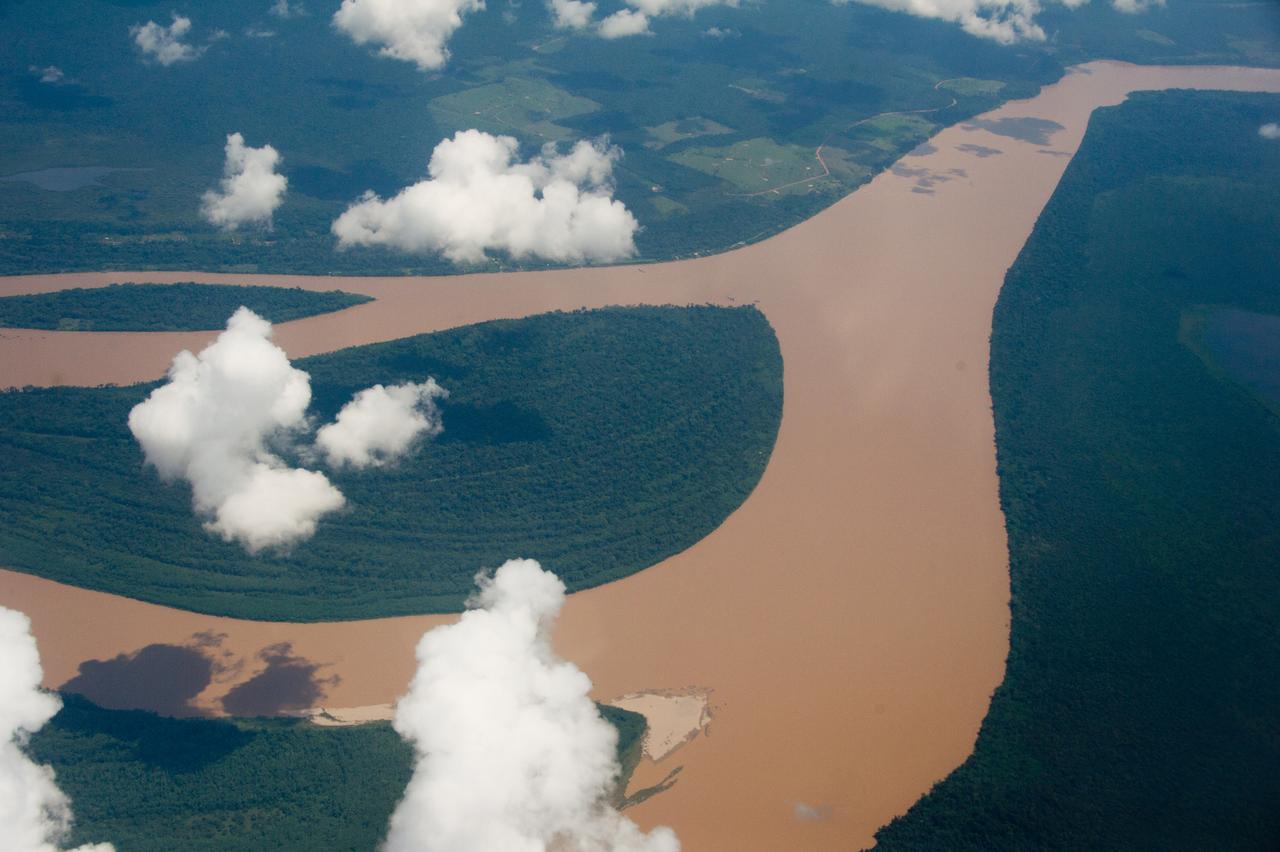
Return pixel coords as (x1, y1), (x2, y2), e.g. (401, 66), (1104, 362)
(3, 61), (1278, 850)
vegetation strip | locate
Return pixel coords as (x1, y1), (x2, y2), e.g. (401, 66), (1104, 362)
(0, 282), (371, 331)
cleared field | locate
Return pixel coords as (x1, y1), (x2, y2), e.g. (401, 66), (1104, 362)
(670, 138), (821, 194)
(648, 195), (690, 217)
(845, 113), (939, 152)
(938, 77), (1007, 97)
(644, 117), (734, 150)
(428, 76), (600, 141)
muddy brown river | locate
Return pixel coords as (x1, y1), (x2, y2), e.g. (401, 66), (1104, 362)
(3, 62), (1278, 851)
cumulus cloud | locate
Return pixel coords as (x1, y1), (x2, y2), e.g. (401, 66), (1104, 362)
(0, 606), (114, 852)
(269, 0), (306, 17)
(834, 0), (1165, 43)
(332, 130), (638, 265)
(595, 0), (736, 38)
(626, 0), (736, 14)
(201, 133), (288, 231)
(550, 0), (598, 29)
(1111, 0), (1164, 11)
(333, 0), (484, 70)
(386, 559), (680, 852)
(30, 66), (64, 84)
(837, 0), (1052, 42)
(131, 14), (203, 65)
(316, 380), (447, 469)
(598, 8), (652, 37)
(128, 308), (345, 553)
(555, 0), (736, 38)
(1260, 122), (1280, 140)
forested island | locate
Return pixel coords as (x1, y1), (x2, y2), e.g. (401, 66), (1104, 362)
(0, 281), (370, 330)
(0, 305), (782, 620)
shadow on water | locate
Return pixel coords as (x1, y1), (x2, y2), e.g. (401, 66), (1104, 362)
(61, 639), (219, 717)
(961, 116), (1065, 145)
(220, 642), (339, 717)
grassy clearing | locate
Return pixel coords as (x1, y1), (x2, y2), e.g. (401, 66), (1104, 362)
(670, 138), (820, 194)
(643, 117), (734, 150)
(428, 77), (600, 141)
(938, 77), (1006, 97)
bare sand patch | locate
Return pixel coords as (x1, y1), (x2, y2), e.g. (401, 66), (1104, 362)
(608, 688), (712, 762)
(3, 62), (1279, 850)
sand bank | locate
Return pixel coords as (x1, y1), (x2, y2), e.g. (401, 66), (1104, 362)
(608, 689), (713, 762)
(3, 62), (1278, 850)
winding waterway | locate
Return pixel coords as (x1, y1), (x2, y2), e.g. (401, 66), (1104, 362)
(3, 62), (1278, 850)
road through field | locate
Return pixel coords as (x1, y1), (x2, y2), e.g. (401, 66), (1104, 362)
(3, 62), (1278, 851)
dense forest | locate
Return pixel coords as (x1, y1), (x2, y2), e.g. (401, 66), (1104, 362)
(0, 305), (782, 620)
(29, 694), (645, 851)
(0, 281), (370, 330)
(3, 0), (1274, 274)
(874, 92), (1280, 848)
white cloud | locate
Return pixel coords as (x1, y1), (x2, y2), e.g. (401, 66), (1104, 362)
(0, 606), (114, 852)
(30, 66), (64, 84)
(556, 0), (736, 38)
(1111, 0), (1164, 11)
(131, 14), (204, 65)
(593, 0), (736, 38)
(201, 133), (288, 231)
(128, 308), (345, 553)
(316, 380), (447, 469)
(386, 559), (681, 852)
(333, 0), (484, 70)
(1259, 122), (1280, 140)
(269, 0), (306, 17)
(834, 0), (1162, 43)
(332, 130), (638, 265)
(598, 8), (652, 37)
(702, 25), (738, 38)
(550, 0), (598, 29)
(835, 0), (1048, 42)
(627, 0), (735, 14)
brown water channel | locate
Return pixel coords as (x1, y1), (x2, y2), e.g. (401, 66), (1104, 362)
(3, 62), (1278, 850)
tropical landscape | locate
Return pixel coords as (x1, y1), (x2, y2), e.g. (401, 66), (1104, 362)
(1, 0), (1278, 850)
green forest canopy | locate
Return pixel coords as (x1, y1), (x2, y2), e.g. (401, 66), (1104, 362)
(0, 282), (371, 330)
(875, 91), (1280, 849)
(0, 305), (782, 621)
